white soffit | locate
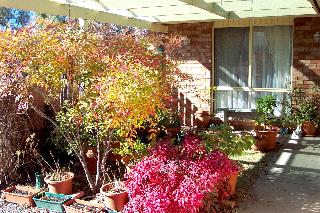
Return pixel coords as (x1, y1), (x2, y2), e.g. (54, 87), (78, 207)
(0, 0), (318, 32)
(212, 0), (316, 18)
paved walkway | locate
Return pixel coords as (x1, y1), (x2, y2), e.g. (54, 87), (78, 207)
(237, 135), (320, 213)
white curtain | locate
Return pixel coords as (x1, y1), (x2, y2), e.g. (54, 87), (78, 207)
(252, 26), (292, 88)
(215, 27), (249, 110)
(215, 26), (292, 111)
(215, 27), (249, 87)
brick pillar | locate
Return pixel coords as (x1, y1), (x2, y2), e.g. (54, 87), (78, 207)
(293, 17), (320, 95)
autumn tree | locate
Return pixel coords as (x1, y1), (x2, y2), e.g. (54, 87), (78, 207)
(0, 19), (184, 191)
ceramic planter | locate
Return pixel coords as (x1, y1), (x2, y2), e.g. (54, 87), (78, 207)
(33, 192), (73, 212)
(64, 198), (105, 213)
(100, 182), (129, 212)
(252, 130), (277, 151)
(228, 171), (239, 195)
(44, 172), (74, 194)
(302, 121), (317, 136)
(228, 162), (244, 195)
(166, 127), (181, 135)
(3, 185), (42, 207)
(195, 111), (211, 128)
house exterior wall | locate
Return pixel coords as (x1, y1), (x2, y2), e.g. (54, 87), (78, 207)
(168, 23), (212, 126)
(168, 17), (320, 126)
(293, 17), (320, 94)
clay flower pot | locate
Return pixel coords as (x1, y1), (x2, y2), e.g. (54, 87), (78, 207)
(44, 172), (74, 195)
(100, 182), (129, 212)
(195, 111), (211, 128)
(3, 185), (42, 207)
(228, 172), (239, 195)
(166, 127), (181, 135)
(252, 130), (277, 151)
(302, 121), (317, 136)
(228, 162), (244, 195)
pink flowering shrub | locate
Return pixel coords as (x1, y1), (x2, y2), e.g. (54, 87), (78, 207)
(123, 133), (238, 213)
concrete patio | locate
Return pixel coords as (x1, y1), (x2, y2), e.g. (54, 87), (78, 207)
(237, 135), (320, 213)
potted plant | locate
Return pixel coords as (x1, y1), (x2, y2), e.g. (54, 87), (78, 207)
(195, 110), (211, 128)
(253, 95), (278, 151)
(44, 169), (74, 195)
(100, 180), (129, 212)
(198, 124), (255, 195)
(33, 192), (75, 212)
(295, 101), (317, 136)
(3, 185), (42, 207)
(278, 96), (295, 133)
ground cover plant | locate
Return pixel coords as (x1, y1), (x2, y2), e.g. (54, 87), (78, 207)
(123, 133), (238, 213)
(0, 19), (187, 192)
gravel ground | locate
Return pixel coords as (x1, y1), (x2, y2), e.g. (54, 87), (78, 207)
(0, 200), (48, 213)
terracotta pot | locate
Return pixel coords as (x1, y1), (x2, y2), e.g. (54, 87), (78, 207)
(121, 155), (132, 165)
(85, 148), (97, 174)
(228, 162), (244, 195)
(228, 171), (239, 195)
(252, 130), (277, 151)
(3, 185), (42, 207)
(44, 172), (74, 195)
(195, 111), (211, 128)
(166, 127), (181, 135)
(100, 182), (129, 212)
(302, 121), (317, 136)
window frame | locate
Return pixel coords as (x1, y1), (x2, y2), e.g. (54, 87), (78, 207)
(212, 19), (293, 112)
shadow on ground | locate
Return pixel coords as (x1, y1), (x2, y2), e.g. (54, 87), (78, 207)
(236, 136), (320, 213)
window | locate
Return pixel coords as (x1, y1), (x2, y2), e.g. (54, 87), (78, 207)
(214, 25), (292, 112)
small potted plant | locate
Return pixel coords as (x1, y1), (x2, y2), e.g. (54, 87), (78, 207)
(278, 97), (295, 133)
(3, 185), (42, 207)
(44, 170), (74, 195)
(100, 180), (129, 212)
(198, 124), (255, 195)
(33, 191), (83, 212)
(295, 101), (317, 136)
(44, 159), (74, 195)
(253, 95), (278, 151)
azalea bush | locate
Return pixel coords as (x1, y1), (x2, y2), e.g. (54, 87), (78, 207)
(0, 19), (187, 191)
(123, 133), (237, 213)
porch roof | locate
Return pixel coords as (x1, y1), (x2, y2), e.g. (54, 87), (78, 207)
(1, 0), (319, 33)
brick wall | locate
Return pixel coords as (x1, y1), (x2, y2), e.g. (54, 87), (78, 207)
(168, 23), (212, 126)
(293, 17), (320, 94)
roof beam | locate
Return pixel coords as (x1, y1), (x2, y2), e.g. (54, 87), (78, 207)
(177, 0), (238, 19)
(0, 0), (168, 33)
